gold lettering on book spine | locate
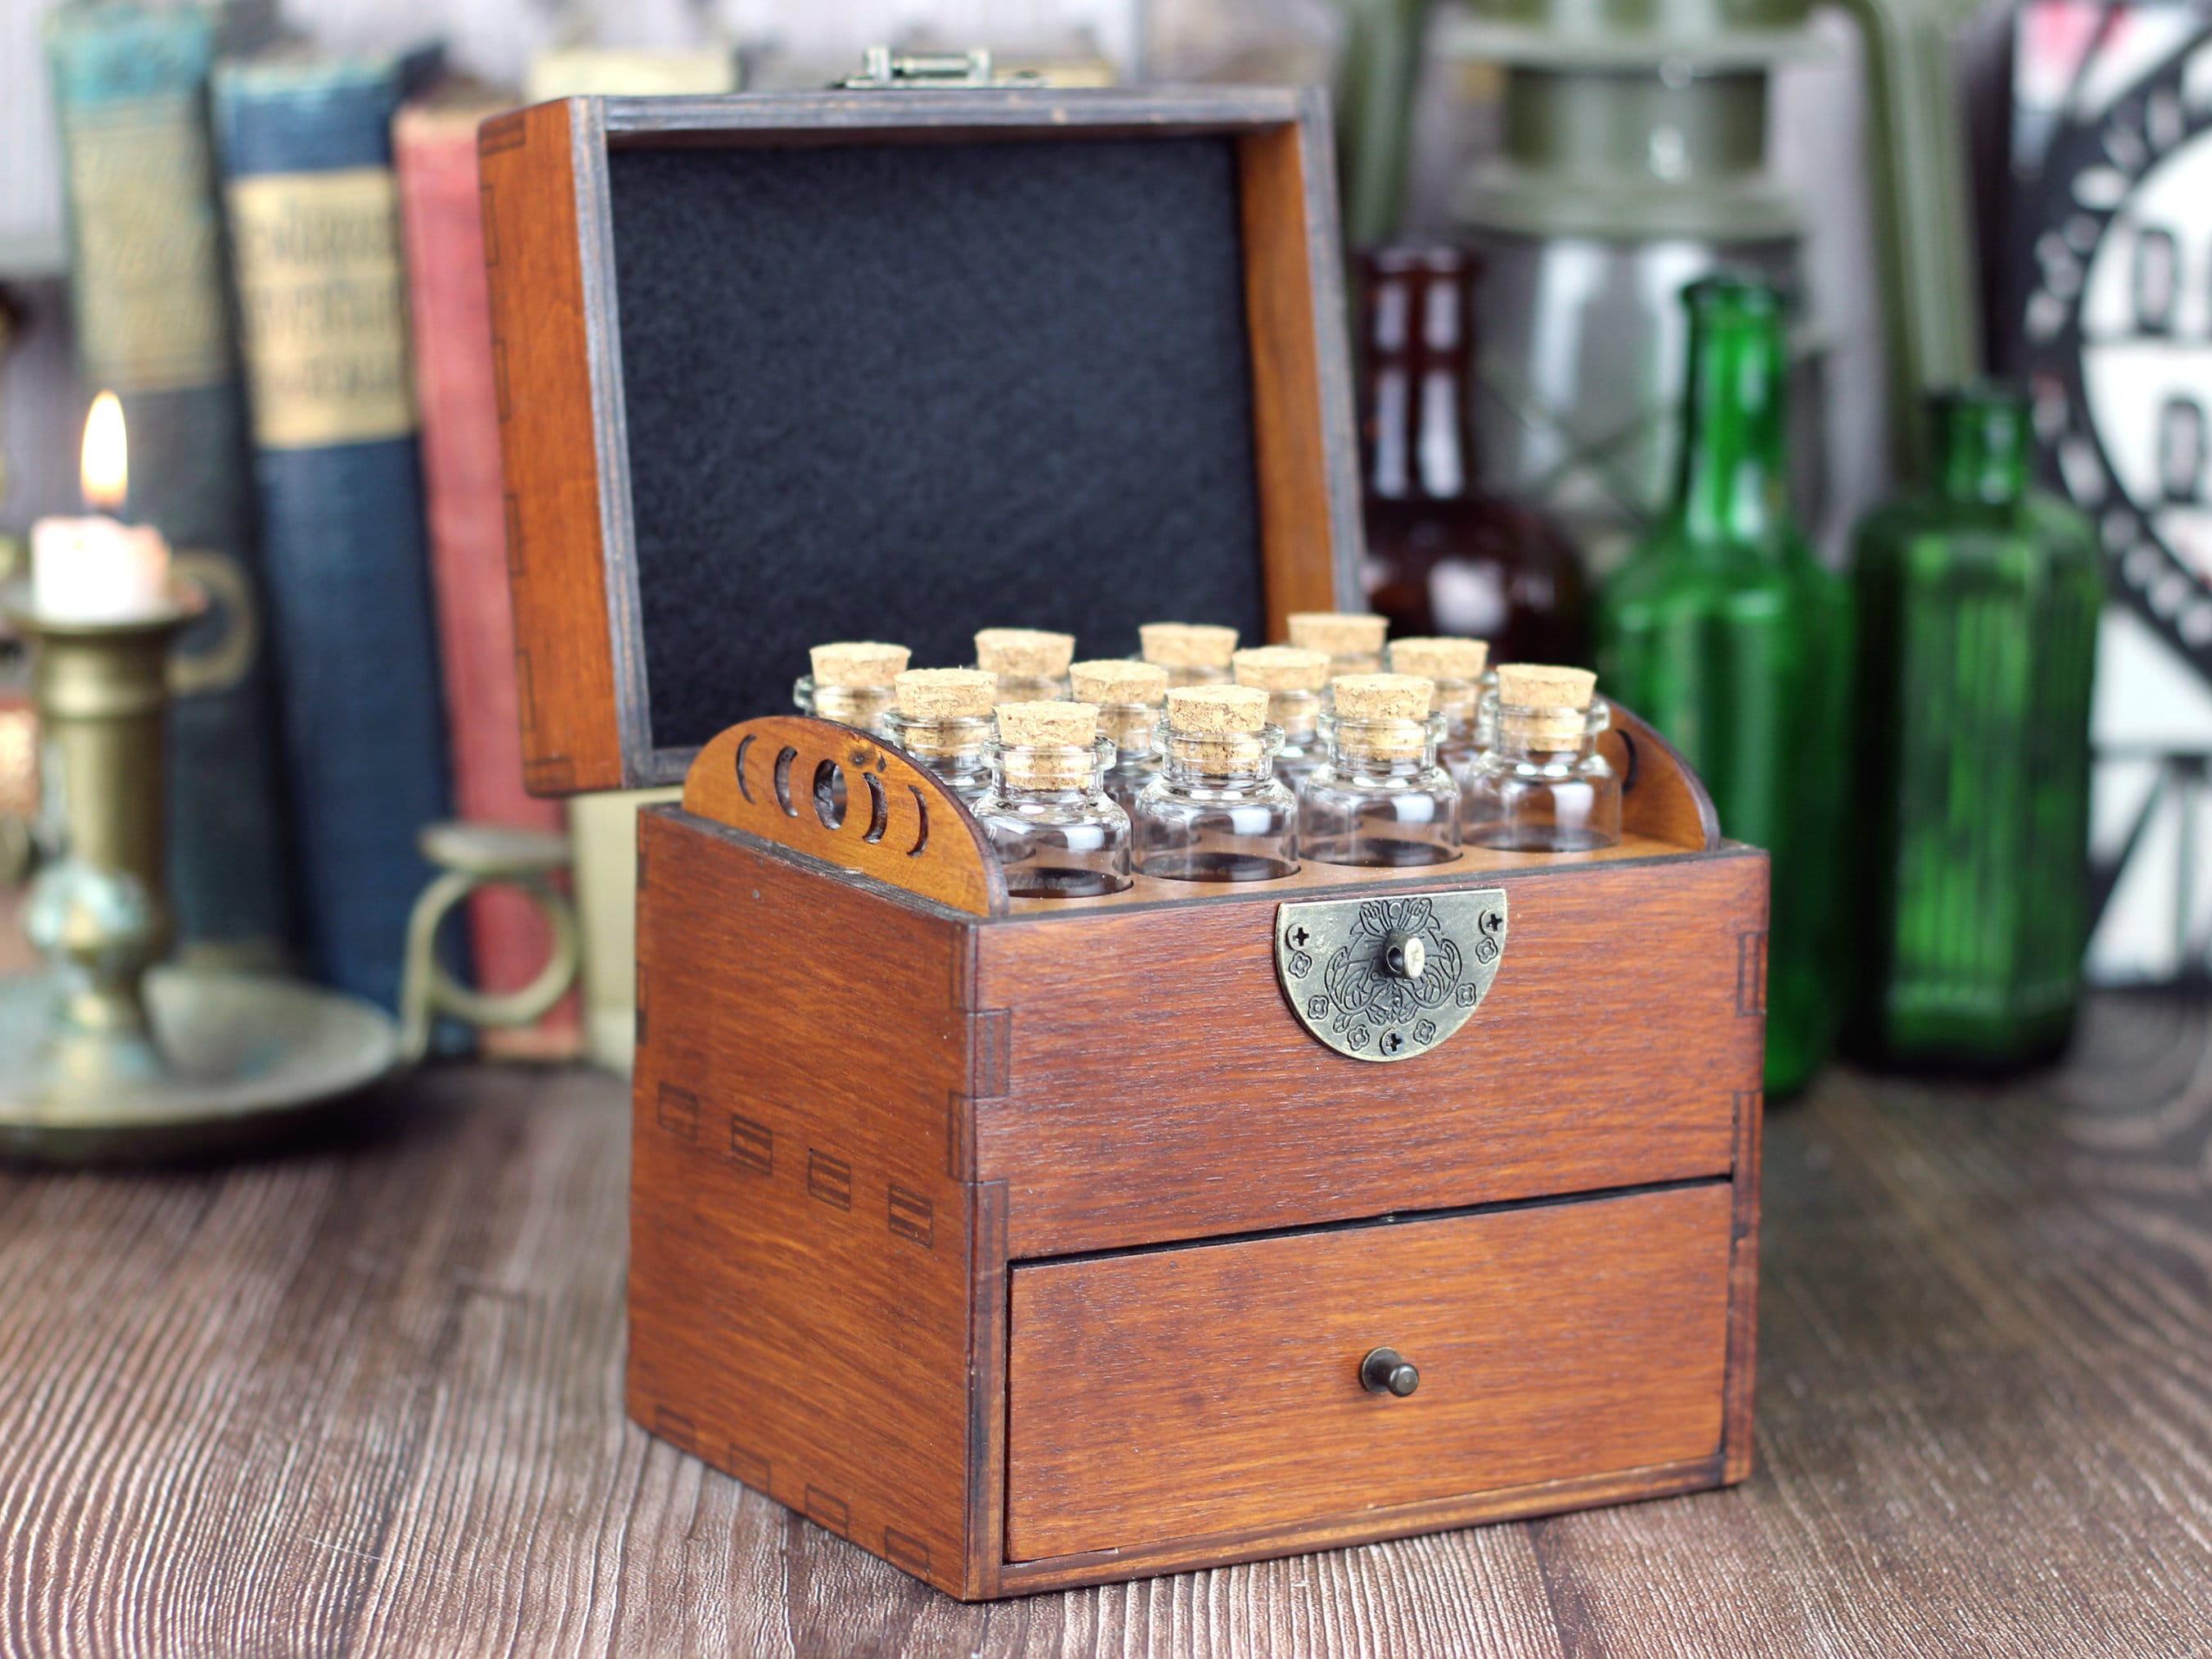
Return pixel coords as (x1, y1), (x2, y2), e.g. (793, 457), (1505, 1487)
(226, 167), (415, 449)
(63, 93), (229, 391)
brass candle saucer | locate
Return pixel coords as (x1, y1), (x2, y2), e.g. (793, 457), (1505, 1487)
(0, 580), (401, 1163)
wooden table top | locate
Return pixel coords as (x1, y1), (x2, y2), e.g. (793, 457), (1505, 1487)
(3, 994), (2207, 1657)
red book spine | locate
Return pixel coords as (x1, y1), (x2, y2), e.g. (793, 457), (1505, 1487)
(396, 91), (577, 1054)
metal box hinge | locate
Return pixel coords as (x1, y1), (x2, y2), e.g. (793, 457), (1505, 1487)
(839, 47), (1045, 89)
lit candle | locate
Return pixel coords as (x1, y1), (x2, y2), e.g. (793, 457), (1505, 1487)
(30, 392), (172, 622)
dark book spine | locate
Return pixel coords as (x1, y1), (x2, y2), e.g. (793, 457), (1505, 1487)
(46, 2), (295, 966)
(214, 54), (452, 1013)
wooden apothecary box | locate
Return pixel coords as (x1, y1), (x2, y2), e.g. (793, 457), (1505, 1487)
(481, 84), (1766, 1600)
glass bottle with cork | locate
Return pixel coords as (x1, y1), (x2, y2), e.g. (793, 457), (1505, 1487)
(883, 669), (997, 805)
(974, 628), (1074, 703)
(1139, 623), (1239, 687)
(1598, 272), (1852, 1095)
(1286, 611), (1389, 680)
(1849, 385), (2102, 1067)
(1356, 246), (1587, 664)
(1388, 636), (1490, 779)
(1232, 646), (1332, 793)
(1299, 673), (1461, 867)
(1133, 684), (1299, 882)
(793, 641), (909, 736)
(1072, 658), (1168, 816)
(1462, 664), (1620, 852)
(972, 701), (1131, 898)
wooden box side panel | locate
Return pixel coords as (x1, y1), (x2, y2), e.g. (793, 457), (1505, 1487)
(975, 851), (1770, 1258)
(480, 101), (625, 796)
(628, 811), (982, 1595)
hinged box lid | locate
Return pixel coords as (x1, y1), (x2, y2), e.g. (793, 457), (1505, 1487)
(480, 85), (1361, 795)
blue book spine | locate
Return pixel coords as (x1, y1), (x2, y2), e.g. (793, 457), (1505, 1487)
(213, 52), (452, 1013)
(46, 2), (297, 966)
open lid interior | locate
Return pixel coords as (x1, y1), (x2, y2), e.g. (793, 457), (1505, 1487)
(610, 133), (1283, 755)
(487, 89), (1358, 791)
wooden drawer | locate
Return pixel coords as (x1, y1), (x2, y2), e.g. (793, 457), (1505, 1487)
(1005, 1181), (1733, 1562)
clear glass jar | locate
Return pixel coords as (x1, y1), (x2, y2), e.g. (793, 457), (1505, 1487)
(1300, 711), (1461, 867)
(974, 735), (1131, 897)
(1461, 692), (1620, 851)
(882, 711), (995, 805)
(1287, 614), (1389, 679)
(1140, 623), (1238, 687)
(987, 672), (1071, 705)
(791, 677), (895, 737)
(1095, 701), (1163, 815)
(1428, 674), (1486, 779)
(1134, 726), (1299, 882)
(1267, 687), (1328, 794)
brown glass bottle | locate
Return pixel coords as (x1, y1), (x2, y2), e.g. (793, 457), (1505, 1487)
(1358, 247), (1589, 664)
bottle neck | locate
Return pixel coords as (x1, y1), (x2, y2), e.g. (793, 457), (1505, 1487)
(1326, 714), (1442, 775)
(1674, 286), (1791, 550)
(989, 738), (1110, 797)
(1162, 728), (1278, 785)
(1933, 390), (2030, 508)
(1362, 252), (1478, 502)
(1267, 687), (1321, 741)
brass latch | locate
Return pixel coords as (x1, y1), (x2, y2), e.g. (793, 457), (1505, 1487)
(1275, 892), (1507, 1062)
(839, 47), (1045, 89)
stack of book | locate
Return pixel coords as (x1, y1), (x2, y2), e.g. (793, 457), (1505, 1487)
(32, 11), (741, 1058)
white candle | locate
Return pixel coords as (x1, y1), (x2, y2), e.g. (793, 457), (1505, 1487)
(29, 391), (171, 623)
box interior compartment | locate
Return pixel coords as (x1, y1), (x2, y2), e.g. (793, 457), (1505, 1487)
(607, 135), (1271, 755)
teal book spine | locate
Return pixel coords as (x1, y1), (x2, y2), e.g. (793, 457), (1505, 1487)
(45, 0), (296, 966)
(213, 51), (453, 1013)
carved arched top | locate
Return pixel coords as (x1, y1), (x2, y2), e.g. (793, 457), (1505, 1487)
(1598, 703), (1724, 853)
(682, 716), (1009, 917)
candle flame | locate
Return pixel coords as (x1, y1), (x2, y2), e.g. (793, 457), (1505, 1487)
(81, 391), (127, 514)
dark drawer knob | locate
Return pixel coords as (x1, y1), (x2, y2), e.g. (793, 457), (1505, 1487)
(1360, 1346), (1420, 1397)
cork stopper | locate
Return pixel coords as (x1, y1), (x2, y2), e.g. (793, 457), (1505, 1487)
(1166, 684), (1270, 773)
(975, 628), (1075, 678)
(1140, 623), (1240, 669)
(1389, 637), (1489, 684)
(895, 668), (996, 721)
(1166, 684), (1268, 734)
(1233, 646), (1330, 693)
(1070, 660), (1167, 707)
(1330, 673), (1435, 761)
(1497, 664), (1598, 749)
(809, 640), (910, 688)
(1286, 612), (1389, 655)
(1331, 673), (1433, 721)
(996, 701), (1100, 787)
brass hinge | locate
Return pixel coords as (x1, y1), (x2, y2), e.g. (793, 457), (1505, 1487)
(838, 46), (1044, 89)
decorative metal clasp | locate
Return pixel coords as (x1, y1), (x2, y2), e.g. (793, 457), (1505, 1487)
(1275, 891), (1507, 1063)
(839, 47), (1043, 88)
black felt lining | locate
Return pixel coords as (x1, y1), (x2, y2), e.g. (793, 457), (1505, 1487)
(607, 135), (1267, 754)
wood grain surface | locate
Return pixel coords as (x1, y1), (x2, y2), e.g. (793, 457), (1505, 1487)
(681, 716), (1008, 918)
(630, 807), (982, 1596)
(3, 994), (2211, 1654)
(1005, 1183), (1733, 1560)
(478, 98), (628, 797)
(975, 850), (1766, 1256)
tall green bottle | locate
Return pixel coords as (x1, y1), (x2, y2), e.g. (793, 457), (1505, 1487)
(1598, 274), (1852, 1095)
(1849, 388), (2101, 1066)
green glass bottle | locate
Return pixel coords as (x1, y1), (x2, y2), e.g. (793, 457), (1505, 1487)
(1598, 274), (1852, 1096)
(1849, 387), (2101, 1066)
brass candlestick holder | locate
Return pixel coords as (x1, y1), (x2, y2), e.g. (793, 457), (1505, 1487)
(0, 580), (400, 1162)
